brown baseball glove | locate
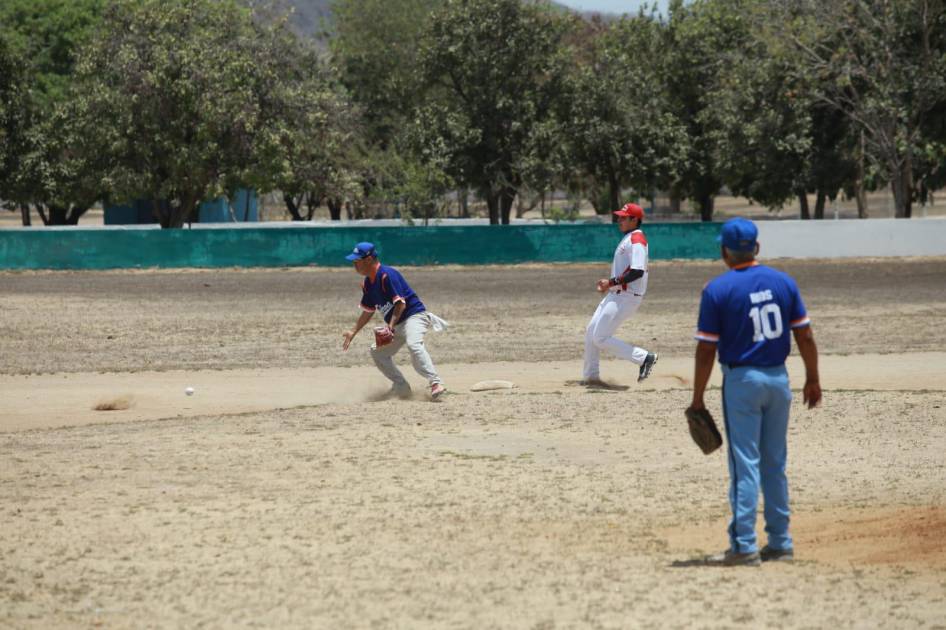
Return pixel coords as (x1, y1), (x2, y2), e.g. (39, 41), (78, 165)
(374, 326), (394, 348)
(685, 407), (723, 455)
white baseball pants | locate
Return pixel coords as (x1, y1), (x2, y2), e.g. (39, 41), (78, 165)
(583, 292), (650, 381)
(370, 312), (444, 390)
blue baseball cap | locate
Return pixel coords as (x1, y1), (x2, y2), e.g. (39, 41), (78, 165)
(717, 218), (758, 252)
(345, 241), (377, 261)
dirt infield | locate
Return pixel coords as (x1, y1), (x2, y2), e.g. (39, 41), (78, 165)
(2, 258), (945, 628)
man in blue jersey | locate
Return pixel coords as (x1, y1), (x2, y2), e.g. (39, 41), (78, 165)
(341, 242), (447, 401)
(689, 218), (821, 566)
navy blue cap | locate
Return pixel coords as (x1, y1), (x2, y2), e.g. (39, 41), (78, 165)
(345, 241), (377, 261)
(717, 218), (758, 252)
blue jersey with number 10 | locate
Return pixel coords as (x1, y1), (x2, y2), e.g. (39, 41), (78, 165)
(695, 263), (810, 367)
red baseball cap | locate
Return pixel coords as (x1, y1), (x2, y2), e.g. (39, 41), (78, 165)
(613, 202), (644, 219)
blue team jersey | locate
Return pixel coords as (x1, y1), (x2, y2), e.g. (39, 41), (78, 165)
(695, 263), (810, 367)
(359, 264), (426, 324)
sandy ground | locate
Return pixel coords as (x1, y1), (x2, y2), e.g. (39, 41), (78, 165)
(1, 258), (946, 629)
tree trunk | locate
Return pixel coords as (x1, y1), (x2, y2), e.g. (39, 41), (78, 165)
(485, 192), (499, 225)
(856, 131), (868, 218)
(152, 198), (170, 228)
(697, 193), (714, 222)
(35, 203), (50, 225)
(814, 189), (826, 220)
(890, 156), (913, 218)
(43, 204), (88, 225)
(459, 189), (469, 218)
(902, 153), (913, 218)
(167, 193), (198, 228)
(19, 204), (31, 226)
(284, 192), (304, 221)
(304, 192), (319, 221)
(327, 197), (343, 221)
(855, 182), (868, 219)
(669, 189), (681, 214)
(500, 187), (515, 225)
(797, 190), (811, 220)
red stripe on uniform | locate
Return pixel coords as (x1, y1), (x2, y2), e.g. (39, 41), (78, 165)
(631, 231), (647, 246)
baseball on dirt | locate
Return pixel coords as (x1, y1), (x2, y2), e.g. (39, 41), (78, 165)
(185, 386), (195, 396)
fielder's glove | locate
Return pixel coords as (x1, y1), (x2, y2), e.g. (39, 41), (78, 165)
(685, 407), (723, 455)
(374, 326), (394, 348)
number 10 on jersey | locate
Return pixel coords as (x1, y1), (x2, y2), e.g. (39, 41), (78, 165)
(749, 304), (783, 341)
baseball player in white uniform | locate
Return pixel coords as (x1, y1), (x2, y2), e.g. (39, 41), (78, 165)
(583, 202), (658, 384)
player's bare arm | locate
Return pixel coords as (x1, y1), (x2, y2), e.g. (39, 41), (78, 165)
(343, 310), (375, 351)
(792, 326), (822, 408)
(388, 300), (407, 329)
(689, 340), (717, 411)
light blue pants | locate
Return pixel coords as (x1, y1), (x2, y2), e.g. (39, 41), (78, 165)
(721, 364), (793, 554)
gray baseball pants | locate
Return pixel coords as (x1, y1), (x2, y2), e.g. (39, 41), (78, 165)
(370, 312), (443, 390)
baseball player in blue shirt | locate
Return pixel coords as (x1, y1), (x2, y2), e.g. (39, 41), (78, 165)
(688, 218), (821, 566)
(341, 242), (447, 401)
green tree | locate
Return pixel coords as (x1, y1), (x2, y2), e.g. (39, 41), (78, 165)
(330, 0), (438, 146)
(11, 97), (104, 226)
(0, 0), (105, 111)
(0, 0), (105, 225)
(272, 57), (364, 222)
(74, 0), (314, 228)
(664, 0), (756, 221)
(778, 0), (946, 218)
(562, 13), (690, 217)
(414, 0), (570, 225)
(701, 6), (813, 214)
(0, 36), (31, 222)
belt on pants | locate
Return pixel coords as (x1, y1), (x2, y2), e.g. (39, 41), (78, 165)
(614, 289), (643, 296)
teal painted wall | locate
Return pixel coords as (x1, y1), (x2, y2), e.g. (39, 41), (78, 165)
(0, 223), (722, 270)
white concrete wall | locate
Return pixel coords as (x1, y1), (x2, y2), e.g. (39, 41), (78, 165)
(755, 218), (946, 258)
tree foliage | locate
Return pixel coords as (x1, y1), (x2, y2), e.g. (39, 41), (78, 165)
(702, 5), (813, 212)
(73, 0), (344, 227)
(777, 0), (946, 217)
(664, 0), (759, 220)
(330, 0), (438, 145)
(0, 0), (105, 111)
(0, 36), (29, 201)
(562, 13), (690, 216)
(414, 0), (570, 224)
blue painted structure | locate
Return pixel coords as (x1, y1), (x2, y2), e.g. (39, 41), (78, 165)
(104, 190), (258, 225)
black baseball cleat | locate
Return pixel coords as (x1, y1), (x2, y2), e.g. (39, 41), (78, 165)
(760, 545), (794, 562)
(704, 549), (761, 567)
(638, 352), (658, 382)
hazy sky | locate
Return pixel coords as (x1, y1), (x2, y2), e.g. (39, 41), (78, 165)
(555, 0), (670, 15)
